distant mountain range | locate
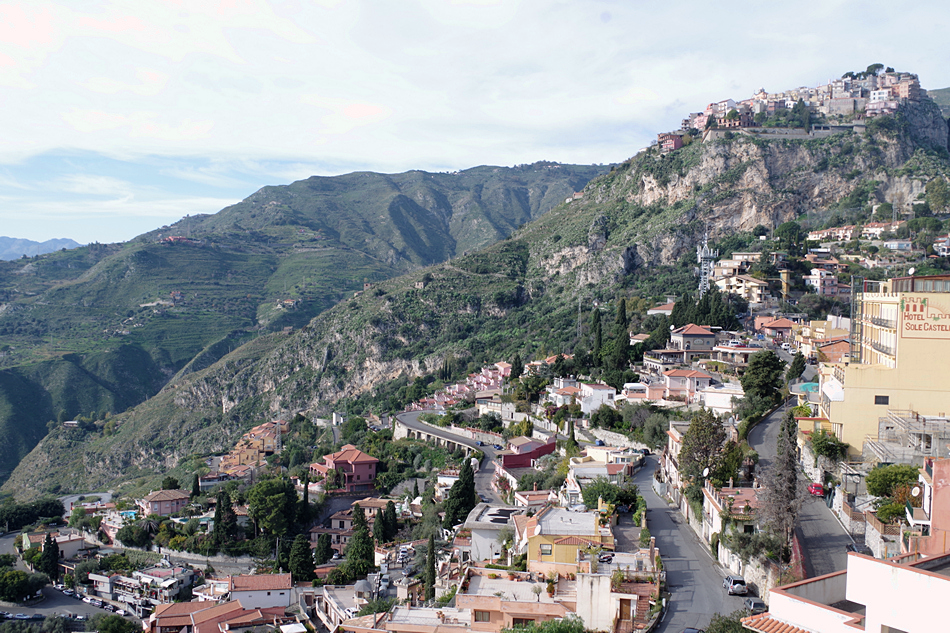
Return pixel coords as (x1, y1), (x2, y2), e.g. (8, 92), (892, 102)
(0, 161), (606, 488)
(928, 87), (950, 116)
(0, 236), (82, 260)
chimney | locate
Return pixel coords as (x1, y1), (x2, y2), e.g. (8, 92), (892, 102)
(533, 482), (538, 492)
(728, 477), (733, 488)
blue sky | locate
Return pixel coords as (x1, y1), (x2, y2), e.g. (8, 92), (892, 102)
(1, 0), (948, 244)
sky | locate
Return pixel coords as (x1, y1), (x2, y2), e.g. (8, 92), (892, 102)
(1, 0), (948, 244)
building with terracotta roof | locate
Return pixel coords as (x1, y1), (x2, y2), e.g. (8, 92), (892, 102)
(670, 323), (717, 352)
(519, 506), (613, 576)
(310, 444), (379, 492)
(716, 274), (770, 305)
(137, 489), (191, 517)
(646, 302), (676, 316)
(228, 573), (293, 608)
(760, 317), (795, 338)
(663, 369), (713, 402)
(146, 599), (287, 633)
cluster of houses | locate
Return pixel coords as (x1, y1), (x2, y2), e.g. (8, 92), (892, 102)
(658, 70), (923, 151)
(317, 487), (663, 633)
(199, 419), (290, 491)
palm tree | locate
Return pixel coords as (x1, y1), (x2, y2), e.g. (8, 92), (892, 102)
(139, 514), (160, 535)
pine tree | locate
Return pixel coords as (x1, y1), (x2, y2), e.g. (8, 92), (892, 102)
(191, 473), (201, 499)
(314, 533), (333, 565)
(424, 535), (436, 601)
(373, 508), (387, 544)
(39, 532), (60, 580)
(288, 534), (315, 582)
(384, 501), (398, 541)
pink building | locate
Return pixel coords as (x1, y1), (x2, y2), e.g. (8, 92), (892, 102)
(137, 490), (190, 517)
(499, 436), (557, 469)
(663, 369), (713, 403)
(310, 444), (379, 493)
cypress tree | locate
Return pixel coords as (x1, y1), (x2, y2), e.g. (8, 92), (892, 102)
(384, 501), (398, 541)
(373, 508), (387, 545)
(352, 503), (367, 531)
(412, 479), (420, 500)
(191, 473), (201, 499)
(314, 533), (333, 565)
(39, 532), (60, 580)
(288, 534), (315, 582)
(591, 309), (602, 362)
(424, 535), (436, 601)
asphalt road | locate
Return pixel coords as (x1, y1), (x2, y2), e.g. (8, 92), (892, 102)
(395, 411), (506, 505)
(631, 458), (744, 632)
(745, 397), (851, 578)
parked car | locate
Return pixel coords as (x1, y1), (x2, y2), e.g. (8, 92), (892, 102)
(744, 597), (767, 614)
(681, 629), (705, 633)
(598, 553), (614, 563)
(808, 483), (824, 496)
(62, 589), (74, 596)
(103, 604), (115, 612)
(115, 610), (126, 617)
(492, 444), (503, 450)
(476, 441), (485, 446)
(594, 439), (605, 446)
(723, 575), (748, 595)
(846, 543), (873, 556)
(14, 615), (31, 620)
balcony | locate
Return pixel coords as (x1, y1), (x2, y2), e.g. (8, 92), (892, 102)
(869, 340), (895, 356)
(868, 316), (897, 329)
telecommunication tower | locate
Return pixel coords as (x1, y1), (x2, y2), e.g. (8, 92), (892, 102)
(696, 231), (718, 298)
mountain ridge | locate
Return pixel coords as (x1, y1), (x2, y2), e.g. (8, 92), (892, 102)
(7, 96), (950, 499)
(0, 236), (82, 261)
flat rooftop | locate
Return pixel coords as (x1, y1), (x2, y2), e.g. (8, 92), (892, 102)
(388, 606), (471, 627)
(537, 508), (598, 536)
(466, 575), (575, 604)
(464, 504), (520, 530)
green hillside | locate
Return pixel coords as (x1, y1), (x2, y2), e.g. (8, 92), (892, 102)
(929, 87), (950, 116)
(0, 162), (605, 483)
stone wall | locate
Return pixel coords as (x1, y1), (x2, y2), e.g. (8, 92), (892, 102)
(590, 428), (648, 450)
(832, 487), (867, 539)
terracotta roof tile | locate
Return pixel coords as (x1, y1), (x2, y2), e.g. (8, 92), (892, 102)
(741, 613), (814, 633)
(673, 324), (715, 336)
(228, 573), (292, 592)
(142, 489), (191, 503)
(552, 536), (598, 546)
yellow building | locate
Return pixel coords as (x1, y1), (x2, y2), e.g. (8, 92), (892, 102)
(818, 275), (950, 455)
(519, 506), (613, 577)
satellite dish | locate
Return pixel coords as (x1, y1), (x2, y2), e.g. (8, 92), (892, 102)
(670, 325), (676, 331)
(703, 467), (710, 478)
(912, 486), (921, 497)
(909, 267), (916, 276)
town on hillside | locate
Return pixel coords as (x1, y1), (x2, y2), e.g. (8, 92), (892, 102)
(655, 65), (925, 151)
(5, 72), (950, 633)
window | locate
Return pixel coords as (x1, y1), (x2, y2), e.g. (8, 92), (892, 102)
(474, 611), (491, 623)
(267, 591), (271, 596)
(875, 395), (890, 405)
(540, 544), (552, 556)
(356, 475), (360, 480)
(512, 619), (535, 628)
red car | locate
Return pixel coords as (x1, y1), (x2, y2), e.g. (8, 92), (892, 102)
(808, 483), (824, 496)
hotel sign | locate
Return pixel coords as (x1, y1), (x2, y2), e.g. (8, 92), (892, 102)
(900, 296), (950, 339)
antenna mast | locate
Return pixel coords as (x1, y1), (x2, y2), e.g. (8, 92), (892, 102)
(697, 229), (718, 298)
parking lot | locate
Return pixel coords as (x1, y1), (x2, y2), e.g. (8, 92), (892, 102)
(0, 584), (141, 624)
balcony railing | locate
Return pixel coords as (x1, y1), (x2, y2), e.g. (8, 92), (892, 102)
(869, 340), (895, 356)
(868, 316), (897, 329)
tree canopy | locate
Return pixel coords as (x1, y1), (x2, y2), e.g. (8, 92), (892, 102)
(678, 409), (727, 483)
(866, 463), (920, 499)
(741, 351), (786, 406)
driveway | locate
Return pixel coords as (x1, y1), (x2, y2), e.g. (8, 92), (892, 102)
(631, 458), (742, 632)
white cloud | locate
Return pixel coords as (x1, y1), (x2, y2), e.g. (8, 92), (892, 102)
(0, 0), (948, 242)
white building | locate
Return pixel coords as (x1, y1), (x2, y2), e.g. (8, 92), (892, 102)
(461, 504), (523, 562)
(227, 573), (293, 608)
(743, 551), (950, 633)
(579, 382), (616, 416)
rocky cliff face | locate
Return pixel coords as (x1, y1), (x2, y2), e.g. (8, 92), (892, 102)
(6, 102), (950, 499)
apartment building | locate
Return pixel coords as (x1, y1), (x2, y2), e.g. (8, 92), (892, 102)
(309, 444), (379, 493)
(715, 274), (769, 304)
(817, 275), (950, 453)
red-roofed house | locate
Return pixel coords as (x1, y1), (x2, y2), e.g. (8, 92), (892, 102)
(228, 573), (293, 608)
(761, 317), (795, 339)
(310, 444), (379, 492)
(137, 489), (191, 517)
(670, 323), (717, 352)
(647, 302), (676, 316)
(663, 369), (713, 402)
